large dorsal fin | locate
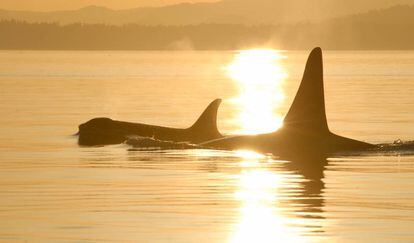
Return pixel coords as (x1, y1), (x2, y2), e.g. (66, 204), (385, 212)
(283, 47), (329, 134)
(189, 99), (222, 137)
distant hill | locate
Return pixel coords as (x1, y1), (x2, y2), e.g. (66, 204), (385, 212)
(1, 5), (414, 50)
(291, 5), (414, 49)
(0, 0), (413, 25)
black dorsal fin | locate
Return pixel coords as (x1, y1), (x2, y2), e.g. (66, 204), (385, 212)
(189, 99), (222, 137)
(283, 47), (329, 134)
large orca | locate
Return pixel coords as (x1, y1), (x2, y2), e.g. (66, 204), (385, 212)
(78, 99), (222, 146)
(202, 48), (377, 157)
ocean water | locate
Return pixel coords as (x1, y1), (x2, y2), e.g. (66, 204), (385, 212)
(0, 50), (414, 242)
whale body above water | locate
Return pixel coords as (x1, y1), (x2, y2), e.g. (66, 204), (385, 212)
(77, 99), (222, 146)
(78, 47), (380, 157)
(201, 47), (376, 156)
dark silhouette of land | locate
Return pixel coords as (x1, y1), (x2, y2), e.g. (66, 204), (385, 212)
(1, 5), (414, 50)
(0, 0), (412, 25)
(78, 99), (222, 146)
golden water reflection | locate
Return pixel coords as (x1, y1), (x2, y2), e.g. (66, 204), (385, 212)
(226, 49), (287, 134)
(225, 50), (326, 242)
(230, 151), (305, 243)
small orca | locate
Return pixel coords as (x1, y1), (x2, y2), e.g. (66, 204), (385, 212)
(202, 47), (377, 157)
(78, 99), (222, 146)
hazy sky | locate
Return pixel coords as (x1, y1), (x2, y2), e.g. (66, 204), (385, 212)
(1, 0), (411, 12)
(0, 0), (219, 11)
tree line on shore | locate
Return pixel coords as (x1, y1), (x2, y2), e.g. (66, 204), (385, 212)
(1, 11), (413, 50)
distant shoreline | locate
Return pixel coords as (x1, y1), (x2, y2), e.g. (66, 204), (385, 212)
(2, 10), (414, 51)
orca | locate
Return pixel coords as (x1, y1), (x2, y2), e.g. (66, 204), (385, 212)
(202, 47), (377, 157)
(78, 99), (222, 146)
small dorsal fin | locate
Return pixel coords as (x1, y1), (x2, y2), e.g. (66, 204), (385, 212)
(283, 47), (329, 134)
(189, 99), (222, 137)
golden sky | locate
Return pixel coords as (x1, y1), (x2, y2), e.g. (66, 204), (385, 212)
(0, 0), (219, 11)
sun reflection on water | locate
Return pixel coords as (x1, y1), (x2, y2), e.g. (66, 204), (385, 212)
(226, 49), (287, 134)
(230, 150), (303, 243)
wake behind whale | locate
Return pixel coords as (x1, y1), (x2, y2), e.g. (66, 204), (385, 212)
(124, 137), (414, 157)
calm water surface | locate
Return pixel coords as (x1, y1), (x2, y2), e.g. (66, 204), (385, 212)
(0, 50), (414, 242)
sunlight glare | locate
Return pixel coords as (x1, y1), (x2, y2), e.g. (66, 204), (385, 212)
(230, 152), (303, 243)
(234, 150), (265, 160)
(226, 49), (287, 134)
